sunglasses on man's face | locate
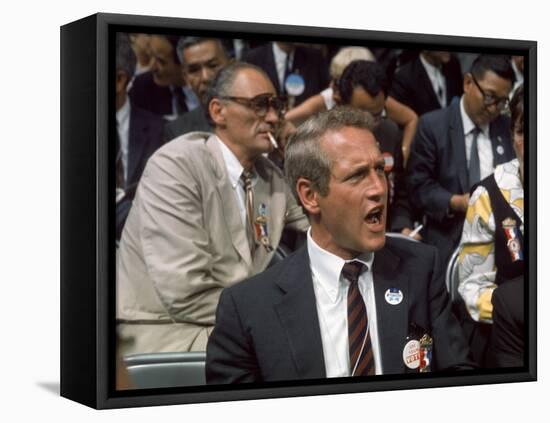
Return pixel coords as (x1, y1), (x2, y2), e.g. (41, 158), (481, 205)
(220, 94), (287, 117)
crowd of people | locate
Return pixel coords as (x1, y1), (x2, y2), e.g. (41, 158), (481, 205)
(114, 32), (526, 387)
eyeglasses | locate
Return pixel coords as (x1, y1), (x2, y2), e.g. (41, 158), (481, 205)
(219, 94), (287, 117)
(471, 75), (510, 110)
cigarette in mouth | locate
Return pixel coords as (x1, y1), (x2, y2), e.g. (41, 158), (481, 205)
(267, 132), (278, 149)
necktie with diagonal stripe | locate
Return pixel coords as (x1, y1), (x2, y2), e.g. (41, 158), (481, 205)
(342, 261), (375, 376)
(240, 170), (256, 254)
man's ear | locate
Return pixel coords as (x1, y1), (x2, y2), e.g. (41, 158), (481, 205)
(209, 99), (226, 127)
(115, 70), (130, 95)
(463, 72), (473, 94)
(296, 177), (321, 216)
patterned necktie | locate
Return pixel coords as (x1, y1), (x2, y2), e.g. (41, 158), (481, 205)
(115, 133), (125, 189)
(342, 261), (375, 376)
(469, 127), (481, 187)
(240, 170), (256, 254)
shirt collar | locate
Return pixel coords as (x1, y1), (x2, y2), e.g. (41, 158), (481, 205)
(116, 98), (130, 128)
(511, 60), (524, 84)
(419, 53), (442, 79)
(460, 96), (489, 138)
(272, 43), (294, 70)
(307, 228), (374, 303)
(215, 135), (254, 189)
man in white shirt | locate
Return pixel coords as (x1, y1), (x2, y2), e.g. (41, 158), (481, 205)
(115, 33), (164, 240)
(407, 54), (516, 269)
(117, 62), (309, 356)
(206, 107), (473, 384)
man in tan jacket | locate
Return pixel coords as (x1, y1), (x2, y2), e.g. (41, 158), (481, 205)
(117, 62), (309, 355)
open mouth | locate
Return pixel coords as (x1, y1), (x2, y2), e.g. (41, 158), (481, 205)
(365, 206), (383, 225)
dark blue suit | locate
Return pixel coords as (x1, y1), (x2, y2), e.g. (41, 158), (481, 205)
(116, 105), (165, 240)
(406, 98), (515, 267)
(206, 237), (473, 384)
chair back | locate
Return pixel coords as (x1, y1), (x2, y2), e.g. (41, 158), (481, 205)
(124, 351), (206, 389)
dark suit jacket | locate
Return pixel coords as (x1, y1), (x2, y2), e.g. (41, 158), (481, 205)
(116, 105), (165, 240)
(163, 106), (212, 142)
(206, 237), (473, 384)
(243, 43), (330, 106)
(406, 99), (515, 266)
(374, 119), (414, 232)
(488, 276), (524, 368)
(390, 54), (463, 117)
(128, 71), (188, 118)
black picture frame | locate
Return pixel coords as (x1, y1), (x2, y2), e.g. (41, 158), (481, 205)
(60, 12), (537, 409)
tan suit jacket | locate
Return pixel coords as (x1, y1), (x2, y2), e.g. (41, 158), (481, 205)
(117, 132), (309, 354)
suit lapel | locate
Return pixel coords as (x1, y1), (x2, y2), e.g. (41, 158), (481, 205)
(413, 58), (441, 108)
(373, 243), (409, 375)
(205, 135), (252, 267)
(489, 120), (510, 167)
(250, 159), (287, 272)
(127, 108), (147, 186)
(266, 44), (282, 94)
(449, 101), (469, 193)
(274, 247), (326, 379)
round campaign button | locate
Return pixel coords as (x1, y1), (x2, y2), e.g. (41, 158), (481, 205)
(383, 152), (394, 172)
(285, 73), (305, 97)
(496, 145), (505, 155)
(403, 340), (421, 369)
(385, 288), (403, 305)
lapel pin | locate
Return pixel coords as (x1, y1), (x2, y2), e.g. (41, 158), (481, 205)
(385, 288), (403, 305)
(403, 339), (421, 370)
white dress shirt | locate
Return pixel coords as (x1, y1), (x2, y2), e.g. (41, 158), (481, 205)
(216, 136), (257, 227)
(420, 54), (447, 108)
(272, 43), (294, 90)
(116, 98), (131, 185)
(307, 229), (383, 377)
(460, 97), (494, 181)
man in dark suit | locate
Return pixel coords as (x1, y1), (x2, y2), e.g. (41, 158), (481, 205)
(129, 35), (197, 120)
(206, 107), (473, 384)
(163, 37), (230, 141)
(406, 55), (516, 268)
(390, 51), (463, 117)
(488, 276), (524, 368)
(243, 42), (330, 107)
(115, 34), (165, 240)
(338, 60), (417, 237)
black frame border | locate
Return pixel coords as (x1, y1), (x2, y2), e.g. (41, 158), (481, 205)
(60, 12), (537, 409)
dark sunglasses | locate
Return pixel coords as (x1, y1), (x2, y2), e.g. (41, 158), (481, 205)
(219, 94), (287, 117)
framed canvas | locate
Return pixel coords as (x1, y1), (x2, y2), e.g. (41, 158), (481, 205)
(60, 12), (537, 409)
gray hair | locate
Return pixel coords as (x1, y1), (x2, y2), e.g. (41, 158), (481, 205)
(177, 37), (227, 62)
(284, 107), (375, 201)
(115, 33), (137, 77)
(204, 61), (270, 125)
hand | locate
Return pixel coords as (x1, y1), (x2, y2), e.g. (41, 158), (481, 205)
(449, 193), (470, 213)
(401, 227), (422, 241)
(274, 120), (297, 153)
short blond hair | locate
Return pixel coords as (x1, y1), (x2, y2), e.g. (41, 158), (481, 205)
(329, 47), (376, 80)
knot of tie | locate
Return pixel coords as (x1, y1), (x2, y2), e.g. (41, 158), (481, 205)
(342, 261), (365, 285)
(241, 170), (253, 187)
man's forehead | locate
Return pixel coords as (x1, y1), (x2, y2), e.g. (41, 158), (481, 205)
(184, 40), (224, 62)
(229, 69), (276, 96)
(476, 70), (512, 89)
(321, 127), (379, 156)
